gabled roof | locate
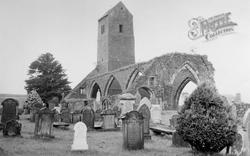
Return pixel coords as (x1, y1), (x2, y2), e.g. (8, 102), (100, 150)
(98, 1), (132, 21)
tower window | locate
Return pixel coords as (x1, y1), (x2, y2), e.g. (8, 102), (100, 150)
(101, 25), (105, 34)
(119, 24), (123, 33)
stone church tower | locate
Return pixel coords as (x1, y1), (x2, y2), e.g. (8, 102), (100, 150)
(97, 2), (135, 73)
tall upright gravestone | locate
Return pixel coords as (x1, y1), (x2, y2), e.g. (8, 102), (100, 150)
(122, 111), (144, 150)
(34, 107), (55, 138)
(1, 98), (21, 136)
(71, 122), (88, 151)
(1, 98), (18, 124)
(82, 107), (95, 130)
(137, 104), (151, 139)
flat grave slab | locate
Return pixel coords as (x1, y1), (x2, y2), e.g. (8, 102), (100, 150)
(150, 126), (175, 135)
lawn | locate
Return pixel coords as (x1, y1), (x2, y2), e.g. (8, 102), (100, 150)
(0, 115), (226, 156)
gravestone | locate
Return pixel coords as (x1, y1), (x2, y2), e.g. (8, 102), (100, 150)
(137, 104), (151, 139)
(121, 111), (144, 150)
(61, 109), (71, 123)
(95, 109), (102, 122)
(113, 106), (121, 126)
(172, 132), (190, 147)
(150, 105), (161, 123)
(169, 114), (179, 129)
(30, 102), (43, 122)
(1, 98), (21, 136)
(71, 112), (83, 123)
(34, 107), (55, 138)
(71, 122), (88, 151)
(101, 109), (116, 130)
(1, 98), (18, 124)
(82, 107), (95, 130)
(119, 93), (136, 116)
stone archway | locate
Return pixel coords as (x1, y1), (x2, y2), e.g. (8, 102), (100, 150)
(126, 68), (139, 90)
(90, 82), (102, 99)
(89, 82), (102, 111)
(104, 75), (122, 96)
(171, 63), (199, 109)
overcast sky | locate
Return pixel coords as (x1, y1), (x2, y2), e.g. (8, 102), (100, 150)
(0, 0), (249, 102)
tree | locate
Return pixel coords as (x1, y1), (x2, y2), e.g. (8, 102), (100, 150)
(176, 83), (237, 154)
(25, 53), (71, 103)
(25, 89), (43, 110)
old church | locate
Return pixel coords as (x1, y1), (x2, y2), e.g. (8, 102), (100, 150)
(65, 2), (214, 111)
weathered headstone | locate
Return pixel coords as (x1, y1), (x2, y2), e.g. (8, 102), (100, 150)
(1, 98), (18, 124)
(82, 107), (95, 129)
(101, 109), (116, 130)
(150, 104), (161, 123)
(30, 102), (43, 122)
(169, 114), (179, 129)
(1, 98), (21, 136)
(71, 122), (88, 151)
(71, 112), (83, 123)
(137, 104), (151, 139)
(95, 109), (102, 121)
(172, 132), (190, 147)
(34, 107), (55, 138)
(119, 93), (136, 116)
(121, 111), (144, 150)
(61, 108), (71, 123)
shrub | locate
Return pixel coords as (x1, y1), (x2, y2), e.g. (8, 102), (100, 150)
(176, 83), (237, 154)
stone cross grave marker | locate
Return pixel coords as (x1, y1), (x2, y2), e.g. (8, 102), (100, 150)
(71, 121), (88, 151)
(34, 107), (55, 138)
(121, 111), (144, 150)
(137, 104), (151, 139)
(82, 107), (95, 129)
(1, 98), (21, 136)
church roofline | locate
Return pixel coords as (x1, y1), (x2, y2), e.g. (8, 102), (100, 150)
(66, 52), (209, 99)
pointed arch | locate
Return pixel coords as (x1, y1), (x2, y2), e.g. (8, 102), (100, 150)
(104, 75), (122, 96)
(174, 77), (197, 108)
(170, 61), (200, 85)
(171, 62), (199, 109)
(126, 68), (139, 90)
(89, 81), (102, 99)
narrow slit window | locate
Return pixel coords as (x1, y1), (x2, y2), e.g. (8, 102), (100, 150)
(119, 24), (123, 33)
(101, 25), (105, 34)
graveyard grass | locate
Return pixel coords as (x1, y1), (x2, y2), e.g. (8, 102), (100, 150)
(1, 115), (228, 156)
